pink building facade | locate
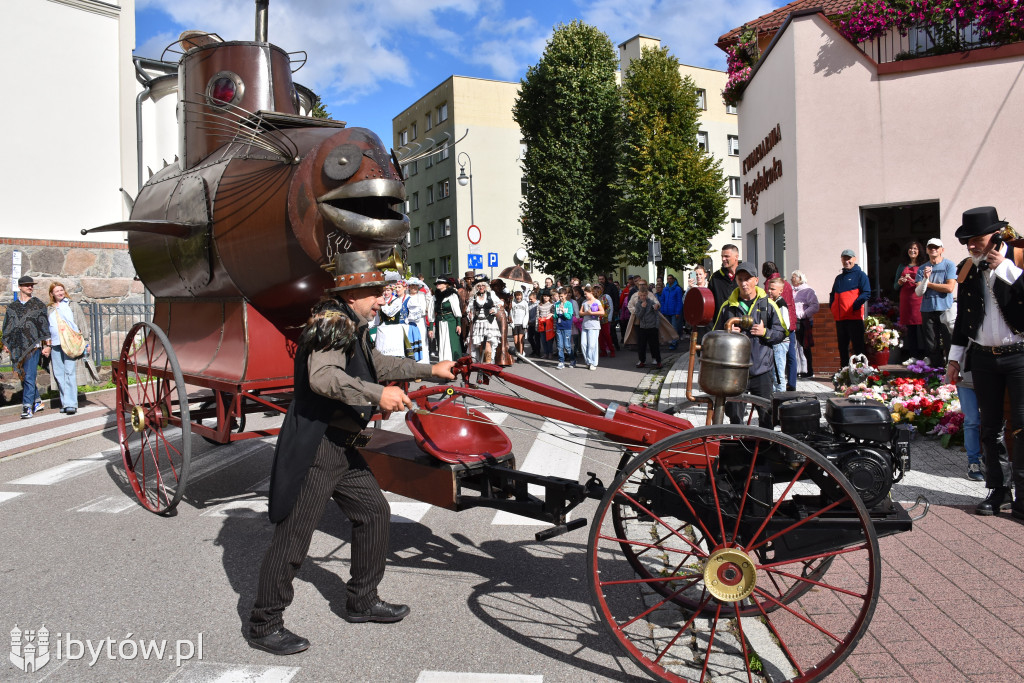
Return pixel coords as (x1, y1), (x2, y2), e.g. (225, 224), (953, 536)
(735, 9), (1024, 304)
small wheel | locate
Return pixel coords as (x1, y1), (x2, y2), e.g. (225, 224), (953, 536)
(661, 393), (771, 427)
(590, 425), (880, 682)
(115, 321), (191, 514)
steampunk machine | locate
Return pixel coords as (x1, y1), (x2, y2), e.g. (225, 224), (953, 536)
(84, 3), (917, 680)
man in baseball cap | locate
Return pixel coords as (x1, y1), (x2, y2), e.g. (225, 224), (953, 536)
(712, 261), (786, 425)
(830, 249), (870, 367)
(2, 275), (51, 418)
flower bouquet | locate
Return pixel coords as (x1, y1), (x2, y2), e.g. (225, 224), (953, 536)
(864, 316), (902, 352)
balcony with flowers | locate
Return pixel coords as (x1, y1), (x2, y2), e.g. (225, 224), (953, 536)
(720, 0), (1024, 106)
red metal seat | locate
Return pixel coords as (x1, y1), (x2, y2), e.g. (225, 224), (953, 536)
(406, 399), (512, 465)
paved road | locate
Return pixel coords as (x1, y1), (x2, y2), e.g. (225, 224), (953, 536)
(3, 351), (1024, 682)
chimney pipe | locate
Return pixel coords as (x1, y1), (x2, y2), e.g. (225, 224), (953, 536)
(255, 0), (269, 42)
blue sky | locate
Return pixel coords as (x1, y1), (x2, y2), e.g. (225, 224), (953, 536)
(135, 0), (776, 141)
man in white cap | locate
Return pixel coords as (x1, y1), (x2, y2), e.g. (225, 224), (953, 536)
(915, 237), (957, 368)
(829, 249), (870, 368)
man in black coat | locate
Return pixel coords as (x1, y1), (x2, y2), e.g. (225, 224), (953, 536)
(248, 250), (456, 655)
(709, 244), (740, 315)
(944, 206), (1024, 518)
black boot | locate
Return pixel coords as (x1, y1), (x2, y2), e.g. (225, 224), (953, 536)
(976, 487), (1012, 516)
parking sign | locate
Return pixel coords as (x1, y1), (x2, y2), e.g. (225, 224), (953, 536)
(487, 252), (498, 268)
(468, 253), (483, 269)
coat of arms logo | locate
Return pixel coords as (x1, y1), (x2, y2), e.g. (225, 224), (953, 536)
(10, 625), (51, 673)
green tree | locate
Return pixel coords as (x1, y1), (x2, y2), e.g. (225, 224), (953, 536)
(616, 46), (728, 271)
(513, 21), (621, 277)
(310, 95), (331, 119)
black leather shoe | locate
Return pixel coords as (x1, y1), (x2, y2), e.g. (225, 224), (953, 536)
(344, 599), (410, 623)
(248, 628), (310, 655)
(976, 488), (1012, 516)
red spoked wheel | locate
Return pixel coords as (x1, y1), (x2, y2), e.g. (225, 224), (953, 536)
(115, 321), (192, 515)
(590, 425), (880, 682)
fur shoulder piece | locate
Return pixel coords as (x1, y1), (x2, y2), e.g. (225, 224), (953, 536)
(298, 300), (358, 354)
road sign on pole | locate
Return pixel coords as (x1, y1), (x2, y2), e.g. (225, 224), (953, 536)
(468, 253), (483, 270)
(467, 225), (481, 245)
(487, 252), (498, 267)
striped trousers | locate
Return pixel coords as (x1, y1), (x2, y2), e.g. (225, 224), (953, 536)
(249, 432), (391, 637)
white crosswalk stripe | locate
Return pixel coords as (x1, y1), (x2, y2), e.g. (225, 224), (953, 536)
(416, 673), (542, 682)
(0, 405), (106, 434)
(492, 419), (588, 526)
(168, 661), (300, 682)
(7, 450), (117, 485)
(1, 414), (117, 451)
(0, 491), (25, 506)
(71, 495), (139, 514)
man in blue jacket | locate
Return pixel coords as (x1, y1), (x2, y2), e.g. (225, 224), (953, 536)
(713, 262), (786, 425)
(660, 274), (684, 349)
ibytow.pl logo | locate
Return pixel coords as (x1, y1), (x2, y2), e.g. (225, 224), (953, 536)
(10, 625), (204, 672)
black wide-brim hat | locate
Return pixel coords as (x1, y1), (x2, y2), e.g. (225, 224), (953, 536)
(955, 206), (1008, 244)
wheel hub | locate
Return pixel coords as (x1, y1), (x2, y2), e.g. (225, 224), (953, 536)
(704, 547), (757, 602)
(130, 405), (147, 432)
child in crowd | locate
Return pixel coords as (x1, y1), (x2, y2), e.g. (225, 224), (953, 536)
(766, 279), (791, 393)
(527, 291), (540, 357)
(537, 291), (555, 359)
(554, 288), (577, 369)
(510, 289), (528, 356)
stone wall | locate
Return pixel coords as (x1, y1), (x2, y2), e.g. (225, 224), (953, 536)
(1, 237), (144, 304)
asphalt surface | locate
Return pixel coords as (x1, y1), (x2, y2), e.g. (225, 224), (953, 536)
(2, 349), (1023, 682)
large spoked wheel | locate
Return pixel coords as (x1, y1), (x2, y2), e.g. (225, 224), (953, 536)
(115, 321), (191, 515)
(590, 425), (880, 683)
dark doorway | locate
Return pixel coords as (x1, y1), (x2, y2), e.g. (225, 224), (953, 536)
(861, 202), (940, 300)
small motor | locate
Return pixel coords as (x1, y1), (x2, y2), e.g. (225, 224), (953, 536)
(835, 446), (893, 507)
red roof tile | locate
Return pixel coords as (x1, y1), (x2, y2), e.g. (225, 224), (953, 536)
(716, 0), (857, 50)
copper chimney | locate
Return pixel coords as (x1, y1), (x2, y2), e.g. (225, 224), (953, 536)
(255, 0), (269, 42)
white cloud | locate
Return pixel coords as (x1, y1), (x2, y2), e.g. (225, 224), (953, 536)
(577, 0), (778, 70)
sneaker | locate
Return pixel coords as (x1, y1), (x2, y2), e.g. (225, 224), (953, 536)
(636, 362), (645, 368)
(33, 400), (44, 414)
(21, 406), (31, 419)
(967, 462), (984, 481)
(66, 408), (77, 415)
(557, 363), (565, 369)
(589, 364), (596, 370)
(571, 363), (577, 369)
(655, 362), (663, 369)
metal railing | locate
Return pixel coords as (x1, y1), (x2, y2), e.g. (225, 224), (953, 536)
(1, 302), (153, 366)
(858, 23), (988, 64)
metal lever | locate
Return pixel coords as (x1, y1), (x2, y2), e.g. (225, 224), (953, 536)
(535, 518), (587, 542)
(513, 350), (605, 412)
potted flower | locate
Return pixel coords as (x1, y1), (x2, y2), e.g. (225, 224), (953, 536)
(864, 315), (901, 366)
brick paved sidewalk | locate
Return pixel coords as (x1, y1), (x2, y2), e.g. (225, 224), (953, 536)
(658, 351), (1024, 682)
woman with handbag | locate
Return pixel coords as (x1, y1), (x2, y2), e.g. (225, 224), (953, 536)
(47, 282), (88, 414)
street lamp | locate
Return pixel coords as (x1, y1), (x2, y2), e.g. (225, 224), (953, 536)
(457, 151), (474, 226)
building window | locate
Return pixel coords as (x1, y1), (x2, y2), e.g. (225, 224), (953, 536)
(731, 219), (742, 239)
(403, 160), (417, 176)
(410, 122), (417, 140)
(726, 103), (738, 115)
(519, 140), (527, 159)
(429, 258), (436, 277)
(425, 152), (433, 168)
(728, 135), (739, 156)
(439, 141), (450, 161)
(411, 192), (419, 211)
(399, 129), (409, 146)
(521, 178), (528, 196)
(414, 262), (421, 275)
(729, 177), (741, 197)
(426, 186), (434, 205)
(440, 255), (452, 274)
(437, 179), (450, 200)
(440, 217), (451, 237)
(696, 131), (708, 152)
(696, 89), (706, 110)
(437, 102), (448, 123)
(413, 227), (420, 245)
(428, 221), (435, 241)
(425, 112), (432, 131)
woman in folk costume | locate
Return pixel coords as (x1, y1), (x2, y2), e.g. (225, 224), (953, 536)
(407, 277), (432, 362)
(395, 279), (425, 363)
(432, 277), (462, 361)
(468, 275), (502, 363)
(375, 276), (408, 358)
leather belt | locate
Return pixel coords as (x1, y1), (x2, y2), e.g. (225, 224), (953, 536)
(972, 341), (1024, 356)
